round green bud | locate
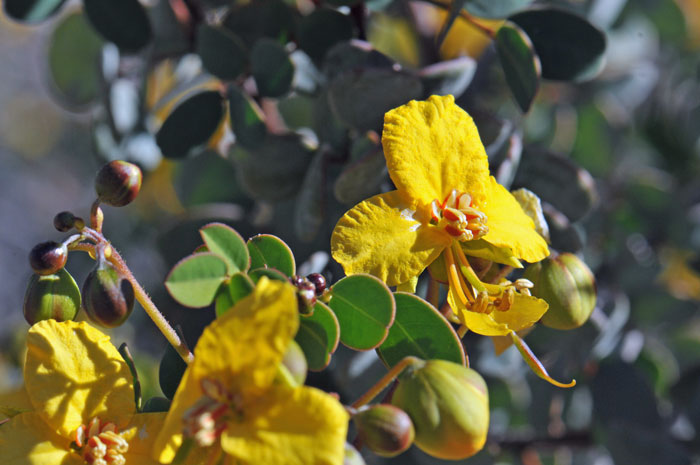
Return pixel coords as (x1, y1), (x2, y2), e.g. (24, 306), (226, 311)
(353, 404), (414, 457)
(82, 263), (135, 328)
(23, 268), (81, 325)
(29, 241), (68, 276)
(95, 160), (142, 207)
(281, 339), (308, 387)
(391, 359), (489, 460)
(343, 443), (367, 465)
(524, 253), (596, 330)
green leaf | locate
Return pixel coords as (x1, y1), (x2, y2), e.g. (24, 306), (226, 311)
(251, 38), (294, 98)
(159, 344), (188, 400)
(165, 252), (228, 308)
(200, 222), (250, 274)
(294, 151), (325, 241)
(465, 0), (532, 19)
(298, 8), (353, 62)
(3, 0), (66, 23)
(295, 301), (340, 371)
(247, 234), (296, 276)
(510, 7), (606, 81)
(222, 0), (296, 48)
(48, 12), (104, 108)
(156, 91), (225, 159)
(228, 86), (267, 150)
(496, 21), (540, 112)
(328, 69), (423, 132)
(334, 147), (386, 206)
(512, 148), (598, 222)
(377, 293), (465, 368)
(323, 40), (394, 80)
(248, 267), (289, 283)
(83, 0), (152, 52)
(329, 274), (395, 350)
(215, 273), (255, 317)
(231, 134), (313, 201)
(196, 24), (247, 80)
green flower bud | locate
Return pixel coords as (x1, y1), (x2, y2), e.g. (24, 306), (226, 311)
(95, 160), (142, 207)
(281, 340), (308, 387)
(353, 404), (414, 457)
(391, 359), (489, 460)
(23, 268), (81, 325)
(29, 241), (68, 276)
(524, 253), (596, 330)
(343, 443), (366, 465)
(82, 263), (135, 327)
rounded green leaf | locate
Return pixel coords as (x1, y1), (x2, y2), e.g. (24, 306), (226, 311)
(200, 222), (250, 274)
(377, 293), (465, 368)
(334, 147), (386, 206)
(496, 21), (541, 112)
(248, 267), (289, 283)
(329, 274), (395, 350)
(223, 0), (296, 48)
(228, 85), (267, 149)
(48, 12), (104, 108)
(251, 38), (294, 98)
(165, 252), (228, 308)
(3, 0), (66, 23)
(156, 91), (225, 159)
(295, 301), (340, 371)
(215, 272), (255, 317)
(298, 8), (353, 62)
(510, 7), (606, 81)
(294, 151), (325, 241)
(159, 344), (187, 400)
(196, 24), (247, 80)
(465, 0), (532, 19)
(83, 0), (152, 52)
(247, 234), (296, 276)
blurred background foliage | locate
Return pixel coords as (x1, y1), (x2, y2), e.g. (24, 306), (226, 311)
(1, 0), (700, 463)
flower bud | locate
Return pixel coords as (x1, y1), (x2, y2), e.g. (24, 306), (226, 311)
(289, 275), (317, 314)
(524, 253), (596, 330)
(391, 359), (489, 460)
(53, 211), (78, 232)
(344, 443), (366, 465)
(307, 273), (327, 296)
(29, 241), (68, 276)
(82, 263), (135, 327)
(353, 404), (414, 457)
(23, 268), (81, 325)
(94, 160), (142, 207)
(281, 340), (307, 387)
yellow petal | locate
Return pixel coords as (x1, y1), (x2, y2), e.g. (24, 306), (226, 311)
(191, 278), (299, 399)
(448, 289), (548, 336)
(460, 239), (523, 268)
(0, 386), (32, 421)
(24, 320), (135, 437)
(480, 177), (549, 263)
(0, 412), (81, 465)
(331, 191), (450, 286)
(221, 386), (349, 465)
(121, 412), (187, 465)
(382, 95), (490, 207)
(152, 370), (199, 463)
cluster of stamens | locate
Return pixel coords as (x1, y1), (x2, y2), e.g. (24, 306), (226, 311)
(74, 417), (128, 465)
(468, 279), (534, 314)
(430, 189), (488, 242)
(183, 378), (235, 447)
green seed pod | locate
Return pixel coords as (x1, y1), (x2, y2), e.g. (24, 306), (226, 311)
(353, 404), (414, 457)
(29, 241), (68, 276)
(281, 339), (308, 387)
(391, 359), (489, 460)
(524, 253), (596, 330)
(343, 443), (366, 465)
(95, 160), (142, 207)
(23, 268), (81, 325)
(82, 263), (135, 328)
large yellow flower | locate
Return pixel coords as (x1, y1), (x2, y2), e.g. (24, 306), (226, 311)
(331, 95), (550, 336)
(0, 319), (169, 465)
(153, 278), (349, 465)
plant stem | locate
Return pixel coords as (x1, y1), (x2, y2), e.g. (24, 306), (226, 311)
(417, 0), (497, 40)
(351, 356), (420, 409)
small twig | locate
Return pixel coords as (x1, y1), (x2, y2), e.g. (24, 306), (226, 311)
(418, 0), (497, 40)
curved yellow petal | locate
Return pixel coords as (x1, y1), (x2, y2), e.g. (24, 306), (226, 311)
(221, 386), (349, 465)
(24, 320), (135, 437)
(460, 239), (523, 268)
(191, 278), (299, 399)
(0, 412), (81, 465)
(0, 386), (32, 421)
(152, 369), (199, 463)
(331, 191), (451, 286)
(382, 95), (490, 207)
(120, 412), (182, 465)
(480, 177), (549, 263)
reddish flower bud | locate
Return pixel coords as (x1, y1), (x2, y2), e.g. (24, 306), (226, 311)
(95, 160), (142, 207)
(29, 241), (68, 276)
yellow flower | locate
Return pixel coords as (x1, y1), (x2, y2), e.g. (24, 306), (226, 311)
(331, 95), (550, 336)
(0, 319), (169, 465)
(153, 278), (349, 465)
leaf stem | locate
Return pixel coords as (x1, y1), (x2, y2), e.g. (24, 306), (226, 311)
(351, 356), (421, 409)
(418, 0), (497, 40)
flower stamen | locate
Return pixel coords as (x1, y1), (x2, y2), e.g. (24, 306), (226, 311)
(432, 189), (488, 242)
(183, 378), (234, 447)
(74, 417), (129, 465)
